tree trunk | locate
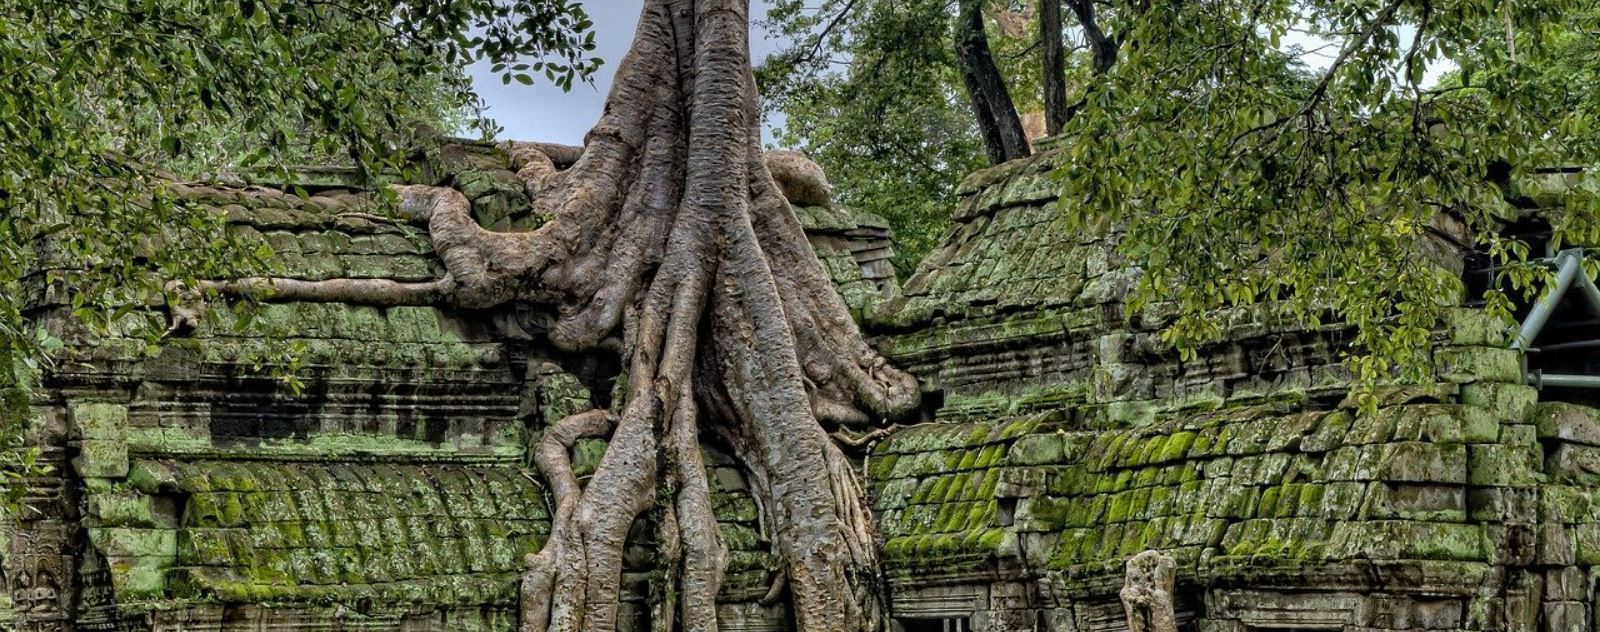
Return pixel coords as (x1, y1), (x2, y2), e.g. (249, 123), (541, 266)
(1066, 0), (1119, 75)
(954, 0), (1031, 164)
(1041, 0), (1068, 136)
(174, 0), (921, 630)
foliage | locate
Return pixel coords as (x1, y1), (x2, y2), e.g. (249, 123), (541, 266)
(771, 0), (1597, 381)
(760, 0), (989, 274)
(0, 0), (598, 515)
(1052, 0), (1599, 382)
(760, 0), (1137, 271)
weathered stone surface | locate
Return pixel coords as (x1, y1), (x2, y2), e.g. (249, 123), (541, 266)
(1533, 402), (1600, 446)
(17, 141), (1600, 632)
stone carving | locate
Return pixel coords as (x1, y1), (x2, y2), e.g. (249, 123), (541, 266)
(1119, 550), (1177, 632)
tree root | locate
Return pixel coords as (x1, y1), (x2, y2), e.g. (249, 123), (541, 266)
(830, 425), (901, 451)
(522, 410), (615, 632)
(175, 0), (918, 630)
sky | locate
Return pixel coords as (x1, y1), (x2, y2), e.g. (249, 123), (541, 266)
(464, 4), (1453, 145)
(466, 0), (790, 145)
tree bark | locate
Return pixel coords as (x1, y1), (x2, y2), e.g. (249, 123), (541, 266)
(1041, 0), (1068, 136)
(954, 0), (1031, 164)
(174, 0), (919, 630)
(1065, 0), (1119, 75)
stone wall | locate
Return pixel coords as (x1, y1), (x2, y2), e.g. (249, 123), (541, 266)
(3, 139), (902, 631)
(8, 138), (1600, 632)
(864, 150), (1599, 632)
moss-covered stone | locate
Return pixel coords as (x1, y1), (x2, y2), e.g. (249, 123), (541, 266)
(74, 438), (129, 478)
(1467, 444), (1542, 487)
(1460, 382), (1537, 424)
(88, 492), (156, 528)
(69, 401), (127, 441)
(1442, 307), (1511, 347)
(1007, 433), (1064, 465)
(1435, 346), (1522, 384)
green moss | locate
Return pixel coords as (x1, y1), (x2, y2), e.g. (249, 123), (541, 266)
(1158, 431), (1196, 462)
(1258, 487), (1280, 517)
(75, 439), (129, 478)
(1435, 346), (1522, 384)
(1008, 433), (1064, 465)
(1441, 307), (1510, 347)
(1297, 484), (1325, 517)
(70, 402), (128, 440)
(1467, 444), (1541, 487)
(88, 492), (155, 527)
(91, 528), (177, 558)
(1460, 383), (1536, 424)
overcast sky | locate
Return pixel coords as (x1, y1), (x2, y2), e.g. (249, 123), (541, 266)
(466, 0), (789, 145)
(464, 4), (1451, 146)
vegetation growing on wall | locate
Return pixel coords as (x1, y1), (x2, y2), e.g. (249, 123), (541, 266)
(0, 0), (599, 392)
(766, 0), (1598, 381)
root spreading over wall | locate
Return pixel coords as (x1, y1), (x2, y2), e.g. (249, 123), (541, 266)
(176, 0), (921, 629)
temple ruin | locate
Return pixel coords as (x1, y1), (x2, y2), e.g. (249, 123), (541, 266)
(4, 136), (1597, 631)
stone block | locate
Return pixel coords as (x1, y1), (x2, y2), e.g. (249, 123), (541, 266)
(1378, 442), (1466, 484)
(74, 438), (129, 478)
(1546, 444), (1600, 485)
(69, 401), (127, 440)
(1435, 346), (1522, 384)
(1327, 521), (1483, 561)
(1486, 523), (1537, 566)
(1538, 524), (1575, 565)
(1500, 423), (1537, 446)
(91, 527), (178, 559)
(1468, 444), (1542, 487)
(1362, 483), (1466, 522)
(127, 460), (178, 493)
(106, 556), (167, 600)
(1459, 406), (1502, 444)
(1544, 567), (1585, 601)
(1468, 487), (1538, 522)
(1105, 399), (1155, 427)
(1300, 411), (1352, 452)
(1321, 481), (1365, 519)
(1326, 446), (1378, 481)
(1347, 409), (1397, 445)
(1460, 382), (1537, 423)
(1575, 523), (1600, 565)
(88, 492), (155, 528)
(999, 467), (1047, 497)
(1387, 405), (1463, 444)
(1008, 433), (1065, 466)
(1533, 402), (1600, 446)
(1541, 602), (1586, 632)
(1443, 307), (1511, 346)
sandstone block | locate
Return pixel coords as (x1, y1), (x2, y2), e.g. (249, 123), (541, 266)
(1468, 444), (1542, 487)
(1461, 382), (1537, 423)
(69, 401), (127, 440)
(1534, 402), (1600, 446)
(1436, 346), (1522, 384)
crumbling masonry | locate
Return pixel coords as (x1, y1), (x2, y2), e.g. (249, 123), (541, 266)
(4, 138), (1598, 631)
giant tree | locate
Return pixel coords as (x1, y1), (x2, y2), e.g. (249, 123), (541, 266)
(174, 0), (921, 630)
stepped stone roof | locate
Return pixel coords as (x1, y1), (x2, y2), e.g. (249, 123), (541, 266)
(8, 138), (1600, 632)
(862, 152), (1589, 631)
